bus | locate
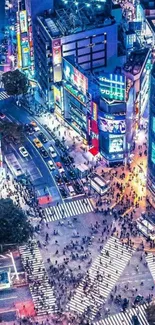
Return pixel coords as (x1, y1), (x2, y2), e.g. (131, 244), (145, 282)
(5, 153), (24, 179)
(90, 173), (110, 195)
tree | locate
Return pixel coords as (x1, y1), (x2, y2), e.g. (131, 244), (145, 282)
(0, 121), (25, 145)
(0, 198), (33, 246)
(146, 303), (155, 325)
(2, 69), (29, 96)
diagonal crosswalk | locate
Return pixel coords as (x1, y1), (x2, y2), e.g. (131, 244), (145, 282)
(145, 252), (155, 280)
(94, 304), (149, 325)
(67, 236), (134, 319)
(20, 241), (56, 315)
(43, 198), (94, 222)
(0, 91), (10, 101)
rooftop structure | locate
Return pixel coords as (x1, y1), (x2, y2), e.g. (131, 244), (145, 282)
(123, 48), (150, 80)
(41, 1), (114, 36)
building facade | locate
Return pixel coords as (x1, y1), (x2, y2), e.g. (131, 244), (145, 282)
(147, 63), (155, 207)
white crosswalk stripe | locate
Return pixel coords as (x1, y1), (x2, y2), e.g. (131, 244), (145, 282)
(94, 304), (149, 325)
(43, 198), (94, 222)
(145, 252), (155, 280)
(67, 236), (134, 319)
(0, 91), (10, 101)
(19, 241), (57, 315)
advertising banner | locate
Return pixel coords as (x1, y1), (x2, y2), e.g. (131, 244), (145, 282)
(98, 73), (126, 102)
(98, 113), (126, 134)
(63, 58), (88, 96)
(21, 37), (30, 68)
(19, 10), (28, 34)
(52, 39), (62, 66)
(109, 134), (124, 153)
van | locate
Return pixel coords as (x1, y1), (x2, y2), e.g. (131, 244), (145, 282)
(68, 185), (75, 196)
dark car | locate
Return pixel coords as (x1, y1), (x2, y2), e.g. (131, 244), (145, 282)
(62, 173), (69, 183)
(59, 187), (68, 198)
(25, 124), (34, 135)
(54, 174), (62, 184)
(40, 147), (49, 158)
(55, 139), (60, 146)
(74, 182), (83, 194)
(132, 315), (140, 325)
(38, 132), (48, 143)
(68, 169), (77, 180)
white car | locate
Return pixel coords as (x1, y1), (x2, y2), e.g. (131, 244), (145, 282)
(47, 160), (55, 171)
(49, 146), (57, 158)
(19, 146), (29, 158)
(33, 126), (40, 132)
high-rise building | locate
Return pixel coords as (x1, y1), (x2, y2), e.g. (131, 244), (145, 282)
(34, 7), (117, 104)
(147, 63), (155, 207)
(0, 0), (5, 41)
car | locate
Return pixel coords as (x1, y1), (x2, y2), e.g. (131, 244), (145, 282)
(38, 132), (48, 143)
(25, 124), (34, 135)
(55, 139), (60, 146)
(54, 174), (62, 184)
(0, 112), (5, 119)
(62, 174), (69, 183)
(33, 138), (43, 148)
(74, 183), (83, 194)
(56, 162), (63, 168)
(59, 187), (68, 198)
(30, 121), (40, 132)
(19, 146), (29, 158)
(47, 160), (55, 170)
(132, 315), (140, 325)
(40, 147), (49, 158)
(68, 169), (77, 180)
(49, 146), (57, 158)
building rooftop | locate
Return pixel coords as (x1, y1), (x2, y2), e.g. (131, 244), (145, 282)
(147, 16), (155, 32)
(140, 0), (155, 10)
(39, 2), (114, 37)
(123, 48), (150, 76)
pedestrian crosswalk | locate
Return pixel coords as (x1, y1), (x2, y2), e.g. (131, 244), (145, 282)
(43, 198), (94, 222)
(0, 91), (10, 101)
(67, 236), (134, 319)
(146, 252), (155, 281)
(94, 304), (149, 325)
(20, 241), (56, 315)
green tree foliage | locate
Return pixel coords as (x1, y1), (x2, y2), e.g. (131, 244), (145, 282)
(0, 198), (33, 245)
(2, 69), (29, 96)
(146, 303), (155, 325)
(0, 121), (25, 145)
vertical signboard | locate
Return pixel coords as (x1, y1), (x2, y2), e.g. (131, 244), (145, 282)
(90, 102), (99, 155)
(52, 39), (62, 82)
(19, 10), (28, 33)
(16, 13), (22, 68)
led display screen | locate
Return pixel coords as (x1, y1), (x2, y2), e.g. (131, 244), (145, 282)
(63, 59), (88, 96)
(151, 142), (155, 164)
(98, 113), (126, 134)
(98, 73), (126, 102)
(109, 135), (124, 153)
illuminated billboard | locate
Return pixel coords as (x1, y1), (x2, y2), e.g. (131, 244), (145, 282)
(109, 135), (124, 153)
(19, 11), (28, 34)
(98, 73), (126, 102)
(98, 113), (126, 134)
(52, 39), (62, 66)
(21, 37), (30, 69)
(63, 59), (88, 97)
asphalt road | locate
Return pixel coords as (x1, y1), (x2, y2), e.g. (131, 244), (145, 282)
(0, 99), (62, 204)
